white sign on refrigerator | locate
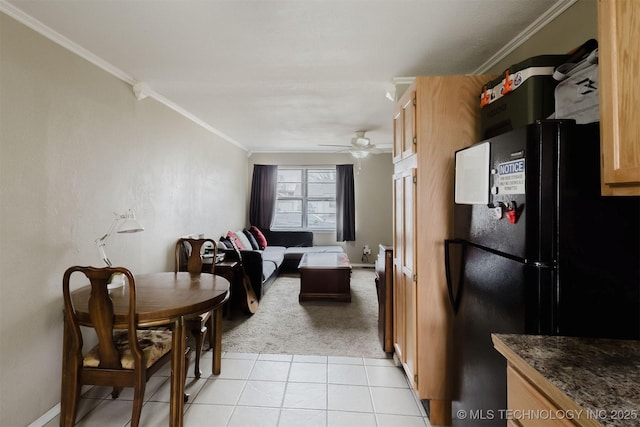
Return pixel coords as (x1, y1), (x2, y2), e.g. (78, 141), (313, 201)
(498, 159), (526, 194)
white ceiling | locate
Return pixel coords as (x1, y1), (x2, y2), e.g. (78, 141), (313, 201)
(3, 0), (573, 154)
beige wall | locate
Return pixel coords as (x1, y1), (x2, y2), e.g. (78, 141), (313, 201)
(488, 0), (597, 74)
(248, 153), (394, 264)
(0, 14), (248, 426)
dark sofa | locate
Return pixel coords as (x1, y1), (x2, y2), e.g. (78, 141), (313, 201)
(222, 230), (343, 300)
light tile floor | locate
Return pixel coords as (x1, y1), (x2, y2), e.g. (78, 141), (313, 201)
(48, 350), (431, 427)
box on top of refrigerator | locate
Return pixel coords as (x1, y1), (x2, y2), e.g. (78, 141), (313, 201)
(479, 55), (567, 138)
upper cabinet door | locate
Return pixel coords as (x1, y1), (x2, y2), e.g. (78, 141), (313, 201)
(402, 92), (417, 159)
(598, 0), (640, 195)
(393, 86), (417, 163)
(393, 109), (404, 163)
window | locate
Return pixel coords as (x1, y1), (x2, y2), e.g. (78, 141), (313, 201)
(272, 167), (336, 230)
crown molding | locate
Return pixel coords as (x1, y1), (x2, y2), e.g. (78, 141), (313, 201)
(1, 1), (134, 84)
(472, 0), (578, 74)
(0, 0), (247, 151)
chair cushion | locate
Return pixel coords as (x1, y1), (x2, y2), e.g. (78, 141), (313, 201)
(83, 329), (172, 370)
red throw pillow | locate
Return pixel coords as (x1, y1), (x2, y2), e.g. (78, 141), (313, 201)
(226, 230), (246, 250)
(249, 226), (267, 249)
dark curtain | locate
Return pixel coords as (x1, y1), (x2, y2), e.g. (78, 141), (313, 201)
(249, 165), (278, 230)
(336, 164), (356, 241)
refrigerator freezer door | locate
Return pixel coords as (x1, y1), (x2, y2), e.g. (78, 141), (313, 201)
(460, 123), (557, 264)
(458, 125), (531, 260)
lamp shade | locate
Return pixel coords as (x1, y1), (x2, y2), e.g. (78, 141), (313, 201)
(96, 209), (144, 267)
(117, 214), (144, 233)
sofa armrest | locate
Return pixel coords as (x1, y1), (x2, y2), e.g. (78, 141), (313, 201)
(262, 230), (313, 247)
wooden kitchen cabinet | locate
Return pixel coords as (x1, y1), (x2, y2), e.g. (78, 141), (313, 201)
(493, 334), (610, 427)
(392, 167), (417, 389)
(393, 89), (417, 162)
(392, 75), (491, 425)
(507, 366), (576, 427)
(598, 0), (640, 195)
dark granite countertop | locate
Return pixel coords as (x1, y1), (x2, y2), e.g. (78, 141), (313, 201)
(493, 334), (640, 427)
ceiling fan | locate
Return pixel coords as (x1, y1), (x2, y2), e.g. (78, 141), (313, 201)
(320, 131), (379, 158)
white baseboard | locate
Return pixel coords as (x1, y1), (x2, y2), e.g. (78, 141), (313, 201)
(29, 403), (60, 427)
(351, 263), (374, 268)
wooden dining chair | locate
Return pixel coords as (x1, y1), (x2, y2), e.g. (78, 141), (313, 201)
(175, 237), (217, 378)
(61, 266), (189, 427)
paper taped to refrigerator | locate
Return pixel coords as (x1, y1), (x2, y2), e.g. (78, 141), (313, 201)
(498, 159), (526, 194)
(454, 142), (490, 205)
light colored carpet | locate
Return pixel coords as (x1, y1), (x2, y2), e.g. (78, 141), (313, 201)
(222, 268), (388, 358)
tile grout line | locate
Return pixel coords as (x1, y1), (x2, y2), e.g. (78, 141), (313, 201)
(226, 354), (258, 427)
(363, 356), (384, 427)
(276, 357), (294, 427)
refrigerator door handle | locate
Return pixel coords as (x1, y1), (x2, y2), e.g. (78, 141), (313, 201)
(444, 239), (466, 315)
(445, 238), (535, 315)
(458, 239), (527, 264)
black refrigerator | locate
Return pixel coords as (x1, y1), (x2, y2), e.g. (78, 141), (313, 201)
(444, 120), (639, 426)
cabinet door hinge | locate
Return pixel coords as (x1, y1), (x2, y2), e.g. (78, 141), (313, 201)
(412, 136), (417, 145)
(412, 98), (417, 106)
(412, 175), (417, 184)
(413, 273), (417, 282)
(414, 374), (419, 385)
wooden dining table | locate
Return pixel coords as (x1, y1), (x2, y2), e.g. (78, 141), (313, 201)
(61, 272), (230, 427)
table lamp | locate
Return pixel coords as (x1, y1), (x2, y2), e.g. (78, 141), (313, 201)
(95, 210), (144, 287)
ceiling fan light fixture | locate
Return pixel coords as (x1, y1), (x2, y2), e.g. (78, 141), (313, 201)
(351, 150), (370, 159)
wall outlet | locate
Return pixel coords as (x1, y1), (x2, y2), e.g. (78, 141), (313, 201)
(363, 245), (371, 255)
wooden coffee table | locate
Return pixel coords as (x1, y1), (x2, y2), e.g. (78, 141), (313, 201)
(298, 252), (352, 302)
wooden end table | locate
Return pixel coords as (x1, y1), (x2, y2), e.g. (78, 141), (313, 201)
(298, 252), (352, 302)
